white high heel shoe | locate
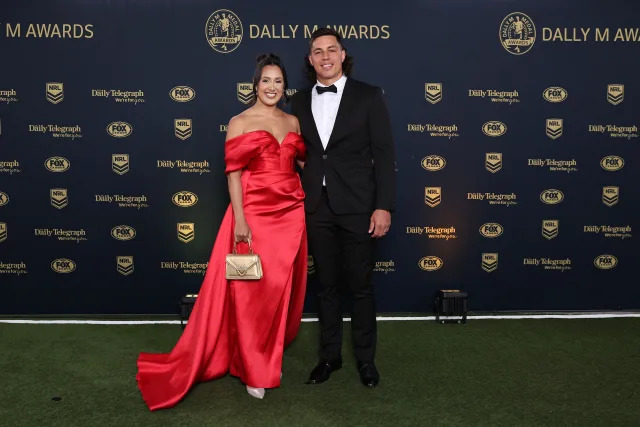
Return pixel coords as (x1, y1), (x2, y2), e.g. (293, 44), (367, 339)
(246, 386), (265, 399)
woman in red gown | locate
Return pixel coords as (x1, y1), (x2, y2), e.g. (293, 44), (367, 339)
(136, 54), (307, 409)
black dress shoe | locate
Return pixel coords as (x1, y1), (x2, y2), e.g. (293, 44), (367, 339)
(306, 360), (342, 384)
(357, 362), (379, 388)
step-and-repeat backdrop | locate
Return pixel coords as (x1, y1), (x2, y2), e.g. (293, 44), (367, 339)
(1, 1), (638, 314)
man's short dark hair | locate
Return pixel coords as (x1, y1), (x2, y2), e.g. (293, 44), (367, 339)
(305, 28), (353, 82)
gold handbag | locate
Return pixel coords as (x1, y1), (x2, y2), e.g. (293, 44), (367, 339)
(225, 239), (263, 280)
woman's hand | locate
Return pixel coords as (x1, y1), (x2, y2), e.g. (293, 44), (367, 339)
(234, 219), (252, 243)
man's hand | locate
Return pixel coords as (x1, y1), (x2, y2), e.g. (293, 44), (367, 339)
(369, 209), (391, 238)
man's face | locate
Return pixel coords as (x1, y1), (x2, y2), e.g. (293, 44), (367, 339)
(308, 35), (345, 84)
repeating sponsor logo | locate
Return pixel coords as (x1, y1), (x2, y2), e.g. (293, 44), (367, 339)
(95, 194), (149, 209)
(29, 124), (83, 139)
(588, 124), (638, 140)
(469, 89), (520, 104)
(543, 87), (568, 103)
(584, 225), (632, 240)
(307, 256), (315, 275)
(499, 12), (536, 55)
(482, 253), (498, 272)
(546, 119), (563, 139)
(467, 192), (518, 206)
(523, 257), (572, 271)
(406, 226), (457, 240)
(174, 119), (192, 140)
(170, 86), (196, 102)
(600, 155), (624, 171)
(157, 159), (211, 174)
(106, 121), (132, 138)
(177, 223), (195, 243)
(407, 123), (460, 139)
(418, 256), (443, 271)
(594, 254), (618, 270)
(237, 83), (253, 104)
(0, 88), (19, 104)
(92, 89), (145, 104)
(485, 153), (502, 173)
(528, 158), (578, 174)
(161, 260), (209, 275)
(111, 225), (136, 241)
(50, 188), (68, 209)
(373, 260), (395, 274)
(607, 84), (624, 105)
(117, 256), (134, 275)
(172, 191), (198, 207)
(34, 228), (88, 242)
(479, 223), (503, 238)
(112, 154), (129, 175)
(425, 83), (442, 104)
(220, 124), (228, 132)
(44, 156), (70, 172)
(542, 220), (559, 240)
(0, 191), (9, 206)
(602, 186), (619, 207)
(424, 187), (441, 207)
(0, 160), (21, 174)
(540, 189), (564, 205)
(0, 222), (6, 242)
(206, 9), (243, 53)
(482, 121), (507, 137)
(46, 82), (64, 104)
(51, 258), (76, 273)
(421, 155), (446, 171)
(0, 261), (28, 275)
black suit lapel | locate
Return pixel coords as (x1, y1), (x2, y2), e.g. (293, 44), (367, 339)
(300, 89), (323, 150)
(326, 78), (356, 150)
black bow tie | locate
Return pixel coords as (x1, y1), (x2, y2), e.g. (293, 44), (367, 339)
(316, 84), (337, 95)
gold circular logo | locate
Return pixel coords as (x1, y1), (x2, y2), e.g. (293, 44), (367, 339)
(170, 86), (196, 102)
(205, 9), (243, 54)
(44, 156), (70, 172)
(418, 256), (443, 271)
(594, 255), (618, 270)
(106, 121), (133, 138)
(540, 189), (564, 205)
(0, 191), (9, 206)
(543, 87), (568, 103)
(482, 121), (507, 137)
(51, 258), (76, 273)
(172, 191), (198, 207)
(111, 225), (137, 241)
(479, 223), (503, 238)
(500, 12), (536, 55)
(421, 155), (446, 172)
(600, 156), (624, 171)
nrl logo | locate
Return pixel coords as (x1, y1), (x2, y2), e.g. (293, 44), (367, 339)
(607, 84), (624, 105)
(175, 119), (192, 140)
(117, 256), (134, 275)
(602, 186), (619, 207)
(237, 82), (253, 104)
(546, 118), (563, 139)
(0, 222), (6, 242)
(112, 154), (130, 175)
(485, 152), (502, 173)
(307, 256), (315, 275)
(418, 256), (443, 271)
(177, 223), (195, 243)
(424, 187), (441, 207)
(46, 82), (64, 104)
(542, 220), (559, 240)
(482, 253), (498, 272)
(50, 188), (68, 209)
(424, 83), (442, 104)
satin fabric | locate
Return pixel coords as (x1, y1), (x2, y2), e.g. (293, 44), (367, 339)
(136, 130), (307, 411)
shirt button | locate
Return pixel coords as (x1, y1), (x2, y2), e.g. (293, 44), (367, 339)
(322, 154), (328, 160)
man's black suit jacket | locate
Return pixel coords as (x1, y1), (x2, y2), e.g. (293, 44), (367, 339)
(290, 78), (396, 215)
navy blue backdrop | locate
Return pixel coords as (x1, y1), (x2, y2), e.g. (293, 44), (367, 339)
(0, 0), (638, 314)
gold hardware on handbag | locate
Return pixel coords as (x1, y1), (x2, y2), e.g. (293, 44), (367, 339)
(225, 239), (263, 280)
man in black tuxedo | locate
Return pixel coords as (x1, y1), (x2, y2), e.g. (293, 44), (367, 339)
(290, 28), (396, 388)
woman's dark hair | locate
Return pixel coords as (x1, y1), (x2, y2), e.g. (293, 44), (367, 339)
(251, 53), (289, 105)
(304, 28), (353, 83)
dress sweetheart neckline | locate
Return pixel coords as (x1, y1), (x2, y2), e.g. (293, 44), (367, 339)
(228, 130), (299, 146)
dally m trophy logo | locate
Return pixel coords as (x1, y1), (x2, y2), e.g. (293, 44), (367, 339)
(44, 156), (70, 173)
(499, 12), (536, 55)
(172, 191), (198, 207)
(418, 256), (443, 271)
(46, 82), (64, 104)
(107, 121), (133, 138)
(485, 153), (502, 173)
(543, 87), (568, 103)
(50, 188), (68, 209)
(424, 187), (441, 207)
(421, 155), (446, 172)
(237, 83), (254, 104)
(0, 191), (9, 206)
(482, 253), (498, 272)
(117, 256), (134, 275)
(177, 223), (195, 243)
(546, 119), (563, 139)
(175, 119), (193, 140)
(170, 86), (196, 102)
(425, 83), (442, 104)
(0, 222), (6, 242)
(602, 186), (619, 207)
(111, 225), (136, 241)
(600, 155), (624, 172)
(607, 84), (624, 105)
(206, 9), (243, 53)
(594, 254), (618, 270)
(112, 154), (129, 175)
(51, 258), (76, 273)
(542, 220), (559, 240)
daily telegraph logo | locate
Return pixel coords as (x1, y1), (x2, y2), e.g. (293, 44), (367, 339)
(482, 253), (498, 272)
(540, 189), (564, 205)
(424, 83), (442, 104)
(546, 119), (563, 139)
(237, 83), (253, 104)
(468, 89), (519, 104)
(206, 9), (243, 53)
(373, 260), (395, 274)
(600, 155), (624, 171)
(584, 225), (632, 240)
(175, 119), (192, 140)
(479, 223), (503, 238)
(0, 88), (19, 104)
(407, 123), (459, 139)
(51, 258), (75, 273)
(177, 223), (195, 243)
(112, 154), (129, 175)
(0, 222), (6, 242)
(95, 194), (149, 209)
(424, 187), (441, 207)
(406, 226), (457, 240)
(485, 153), (502, 173)
(170, 86), (196, 102)
(602, 186), (619, 207)
(482, 121), (506, 137)
(523, 258), (572, 272)
(418, 256), (443, 271)
(0, 160), (21, 175)
(50, 188), (68, 209)
(172, 191), (198, 207)
(421, 155), (446, 171)
(44, 156), (70, 172)
(92, 89), (145, 104)
(542, 220), (559, 240)
(117, 256), (134, 275)
(111, 225), (136, 241)
(29, 124), (82, 139)
(607, 84), (624, 105)
(46, 82), (64, 104)
(160, 260), (209, 275)
(157, 160), (211, 174)
(467, 192), (518, 206)
(107, 121), (132, 138)
(0, 191), (8, 206)
(594, 254), (618, 270)
(543, 87), (568, 103)
(588, 124), (638, 140)
(34, 228), (88, 242)
(499, 12), (536, 55)
(528, 158), (578, 174)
